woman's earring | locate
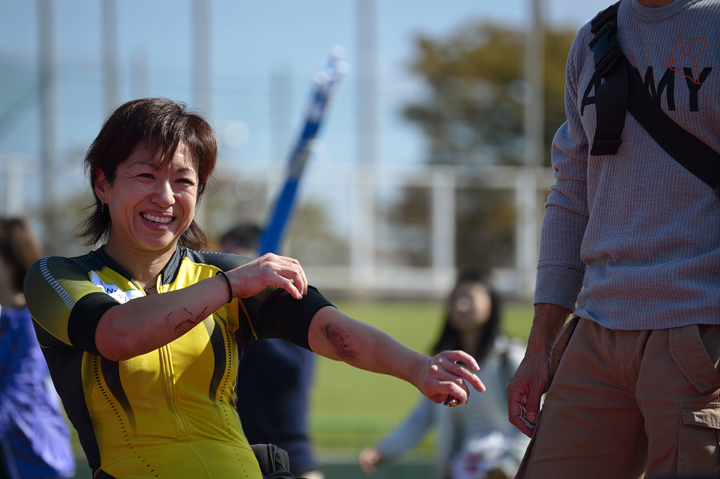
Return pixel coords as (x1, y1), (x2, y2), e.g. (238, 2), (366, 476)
(101, 201), (104, 213)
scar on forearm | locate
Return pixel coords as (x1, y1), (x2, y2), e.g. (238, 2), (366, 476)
(172, 307), (209, 333)
(323, 324), (358, 361)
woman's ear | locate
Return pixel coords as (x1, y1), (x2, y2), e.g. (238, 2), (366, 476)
(94, 168), (109, 202)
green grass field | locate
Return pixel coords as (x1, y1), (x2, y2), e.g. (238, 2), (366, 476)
(308, 298), (534, 452)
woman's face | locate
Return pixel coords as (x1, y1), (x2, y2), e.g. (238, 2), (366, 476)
(95, 142), (199, 256)
(449, 282), (492, 333)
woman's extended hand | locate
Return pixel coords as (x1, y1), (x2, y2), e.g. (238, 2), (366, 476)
(413, 350), (486, 405)
(228, 253), (308, 300)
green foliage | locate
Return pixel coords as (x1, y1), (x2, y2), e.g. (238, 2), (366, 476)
(383, 187), (432, 267)
(455, 187), (516, 270)
(285, 201), (350, 265)
(195, 176), (350, 264)
(38, 190), (101, 258)
(389, 22), (576, 271)
(404, 22), (576, 167)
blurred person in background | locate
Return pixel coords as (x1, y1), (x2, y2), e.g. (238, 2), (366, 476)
(359, 271), (529, 479)
(220, 223), (322, 479)
(0, 217), (75, 479)
(24, 97), (486, 479)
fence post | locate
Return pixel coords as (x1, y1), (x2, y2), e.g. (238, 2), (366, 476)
(431, 168), (455, 290)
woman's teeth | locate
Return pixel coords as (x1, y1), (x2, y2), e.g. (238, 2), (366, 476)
(142, 213), (173, 225)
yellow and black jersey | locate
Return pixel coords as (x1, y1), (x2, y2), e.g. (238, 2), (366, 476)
(24, 246), (332, 479)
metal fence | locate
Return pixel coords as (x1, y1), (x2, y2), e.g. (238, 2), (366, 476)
(0, 156), (555, 299)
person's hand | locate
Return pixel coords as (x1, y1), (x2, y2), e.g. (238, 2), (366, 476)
(358, 447), (383, 476)
(484, 467), (509, 479)
(413, 350), (486, 405)
(228, 253), (308, 300)
(506, 303), (570, 437)
(506, 348), (550, 437)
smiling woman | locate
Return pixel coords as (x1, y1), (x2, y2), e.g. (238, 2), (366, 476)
(78, 98), (216, 254)
(94, 142), (199, 265)
(23, 98), (486, 479)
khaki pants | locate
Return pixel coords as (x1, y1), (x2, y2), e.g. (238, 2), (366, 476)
(516, 318), (720, 479)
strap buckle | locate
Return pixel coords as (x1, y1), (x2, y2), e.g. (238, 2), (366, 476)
(589, 21), (622, 78)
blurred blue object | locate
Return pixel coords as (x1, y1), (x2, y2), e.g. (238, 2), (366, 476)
(258, 46), (349, 256)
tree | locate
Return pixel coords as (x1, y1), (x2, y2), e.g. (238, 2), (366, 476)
(392, 21), (576, 272)
(404, 23), (576, 167)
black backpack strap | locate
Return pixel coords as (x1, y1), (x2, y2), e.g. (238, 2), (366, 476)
(588, 1), (720, 193)
(625, 59), (720, 193)
(589, 2), (626, 155)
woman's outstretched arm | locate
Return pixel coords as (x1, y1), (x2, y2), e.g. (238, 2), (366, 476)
(307, 306), (486, 405)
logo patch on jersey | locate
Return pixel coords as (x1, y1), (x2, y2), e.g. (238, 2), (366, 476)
(90, 271), (144, 304)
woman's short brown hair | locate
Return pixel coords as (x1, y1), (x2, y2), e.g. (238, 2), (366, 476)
(0, 217), (44, 293)
(79, 98), (217, 250)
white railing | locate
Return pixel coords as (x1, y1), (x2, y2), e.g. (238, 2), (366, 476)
(0, 156), (555, 299)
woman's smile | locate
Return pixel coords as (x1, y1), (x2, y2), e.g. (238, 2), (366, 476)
(141, 213), (175, 226)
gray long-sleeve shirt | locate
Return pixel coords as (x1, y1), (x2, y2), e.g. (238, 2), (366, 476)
(535, 0), (720, 329)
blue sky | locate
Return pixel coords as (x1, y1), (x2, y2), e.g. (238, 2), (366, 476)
(0, 0), (612, 168)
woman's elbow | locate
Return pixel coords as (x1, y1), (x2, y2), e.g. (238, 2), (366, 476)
(94, 319), (141, 361)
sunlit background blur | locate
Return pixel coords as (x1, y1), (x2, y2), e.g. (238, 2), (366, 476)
(1, 1), (609, 477)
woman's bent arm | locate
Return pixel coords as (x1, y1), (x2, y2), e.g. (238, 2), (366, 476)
(96, 253), (307, 361)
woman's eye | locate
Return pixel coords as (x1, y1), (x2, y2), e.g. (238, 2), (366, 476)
(138, 173), (154, 179)
(177, 178), (195, 185)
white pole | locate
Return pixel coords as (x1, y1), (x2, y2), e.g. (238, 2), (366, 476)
(431, 169), (455, 290)
(193, 0), (213, 117)
(38, 0), (59, 247)
(353, 0), (378, 290)
(6, 162), (24, 216)
(193, 0), (212, 229)
(102, 0), (120, 117)
(518, 0), (545, 298)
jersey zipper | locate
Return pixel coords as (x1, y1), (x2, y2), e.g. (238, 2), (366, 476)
(136, 278), (188, 437)
(159, 345), (189, 436)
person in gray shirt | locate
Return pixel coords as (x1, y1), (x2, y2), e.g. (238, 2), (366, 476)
(506, 0), (720, 477)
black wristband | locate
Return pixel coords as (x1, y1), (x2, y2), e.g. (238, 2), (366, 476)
(216, 271), (234, 303)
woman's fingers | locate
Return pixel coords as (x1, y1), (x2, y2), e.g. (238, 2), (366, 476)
(438, 378), (472, 404)
(420, 351), (486, 405)
(230, 253), (308, 299)
(434, 351), (486, 393)
(441, 350), (479, 371)
(262, 254), (306, 299)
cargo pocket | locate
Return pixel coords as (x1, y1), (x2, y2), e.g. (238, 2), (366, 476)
(678, 403), (720, 476)
(670, 325), (720, 394)
(548, 316), (579, 386)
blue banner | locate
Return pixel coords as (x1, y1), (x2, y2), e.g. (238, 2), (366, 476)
(259, 47), (348, 255)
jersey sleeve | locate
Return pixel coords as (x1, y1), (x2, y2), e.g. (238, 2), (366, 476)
(235, 286), (334, 351)
(200, 250), (335, 351)
(24, 256), (120, 353)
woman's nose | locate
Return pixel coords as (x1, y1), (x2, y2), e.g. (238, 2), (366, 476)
(152, 180), (174, 206)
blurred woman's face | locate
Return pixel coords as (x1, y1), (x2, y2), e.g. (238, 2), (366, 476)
(449, 282), (492, 333)
(95, 142), (198, 256)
